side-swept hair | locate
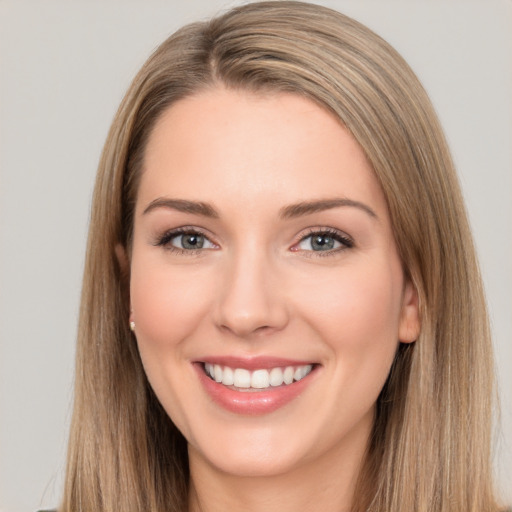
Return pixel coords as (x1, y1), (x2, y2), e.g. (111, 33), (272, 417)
(62, 2), (499, 511)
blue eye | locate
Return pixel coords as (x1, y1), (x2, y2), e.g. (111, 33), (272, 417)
(297, 230), (353, 252)
(157, 230), (216, 252)
(172, 233), (209, 250)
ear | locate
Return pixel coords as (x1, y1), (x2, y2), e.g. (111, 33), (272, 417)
(115, 243), (130, 276)
(115, 243), (131, 308)
(398, 280), (420, 343)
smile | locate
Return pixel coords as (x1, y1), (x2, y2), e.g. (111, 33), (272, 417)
(196, 359), (318, 415)
(204, 363), (313, 390)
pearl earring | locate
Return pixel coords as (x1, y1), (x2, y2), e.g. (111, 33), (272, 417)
(130, 321), (136, 332)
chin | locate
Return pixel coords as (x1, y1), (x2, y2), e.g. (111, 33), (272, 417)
(189, 437), (308, 478)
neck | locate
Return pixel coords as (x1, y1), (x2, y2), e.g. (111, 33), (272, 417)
(187, 420), (370, 512)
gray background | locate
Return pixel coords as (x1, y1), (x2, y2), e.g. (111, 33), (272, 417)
(0, 1), (510, 510)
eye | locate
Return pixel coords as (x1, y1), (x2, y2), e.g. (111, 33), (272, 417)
(171, 232), (214, 250)
(294, 229), (353, 253)
(156, 228), (217, 252)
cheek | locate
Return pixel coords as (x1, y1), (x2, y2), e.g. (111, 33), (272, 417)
(130, 259), (215, 352)
(293, 257), (404, 370)
(128, 257), (217, 436)
(292, 260), (404, 439)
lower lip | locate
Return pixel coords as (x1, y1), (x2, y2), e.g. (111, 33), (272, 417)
(194, 363), (317, 415)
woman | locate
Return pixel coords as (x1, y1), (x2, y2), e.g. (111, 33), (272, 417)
(59, 2), (503, 511)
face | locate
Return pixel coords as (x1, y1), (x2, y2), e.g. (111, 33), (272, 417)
(128, 88), (419, 478)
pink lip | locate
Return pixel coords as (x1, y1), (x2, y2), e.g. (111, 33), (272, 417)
(193, 358), (318, 416)
(199, 355), (315, 370)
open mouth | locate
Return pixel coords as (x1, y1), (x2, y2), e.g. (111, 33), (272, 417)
(203, 362), (314, 391)
(195, 359), (319, 414)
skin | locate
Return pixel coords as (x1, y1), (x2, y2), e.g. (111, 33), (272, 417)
(127, 87), (420, 512)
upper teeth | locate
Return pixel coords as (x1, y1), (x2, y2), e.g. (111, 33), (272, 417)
(204, 363), (313, 389)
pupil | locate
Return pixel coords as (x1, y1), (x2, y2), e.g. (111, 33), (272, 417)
(312, 235), (334, 251)
(183, 234), (204, 249)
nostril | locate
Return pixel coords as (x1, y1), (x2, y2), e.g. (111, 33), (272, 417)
(254, 325), (272, 334)
(213, 265), (290, 336)
(218, 322), (279, 338)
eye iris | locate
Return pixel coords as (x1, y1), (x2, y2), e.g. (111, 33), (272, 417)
(181, 233), (204, 249)
(311, 234), (335, 251)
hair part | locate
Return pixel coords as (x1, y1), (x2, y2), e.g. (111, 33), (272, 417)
(62, 2), (500, 511)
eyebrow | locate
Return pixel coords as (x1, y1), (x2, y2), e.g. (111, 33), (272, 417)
(279, 198), (378, 220)
(143, 198), (219, 218)
(142, 196), (377, 220)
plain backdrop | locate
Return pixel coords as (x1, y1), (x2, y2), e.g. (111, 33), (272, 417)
(0, 1), (510, 510)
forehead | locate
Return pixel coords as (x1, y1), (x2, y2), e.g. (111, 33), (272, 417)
(138, 87), (387, 218)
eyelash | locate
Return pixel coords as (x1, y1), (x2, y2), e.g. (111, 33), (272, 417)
(154, 227), (216, 255)
(292, 227), (354, 257)
(154, 227), (354, 256)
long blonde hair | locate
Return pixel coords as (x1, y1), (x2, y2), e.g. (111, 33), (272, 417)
(62, 2), (500, 511)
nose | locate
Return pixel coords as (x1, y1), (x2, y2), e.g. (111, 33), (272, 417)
(213, 247), (289, 339)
